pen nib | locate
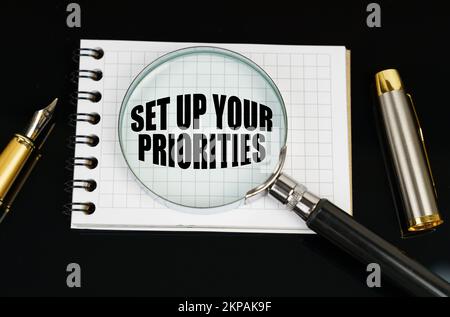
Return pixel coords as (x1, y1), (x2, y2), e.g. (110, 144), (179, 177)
(44, 98), (58, 115)
(24, 98), (58, 141)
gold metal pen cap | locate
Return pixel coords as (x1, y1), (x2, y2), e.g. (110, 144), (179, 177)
(375, 69), (404, 96)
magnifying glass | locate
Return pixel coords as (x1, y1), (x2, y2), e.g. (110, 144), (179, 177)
(118, 47), (449, 296)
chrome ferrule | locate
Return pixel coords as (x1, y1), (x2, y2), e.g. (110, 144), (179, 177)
(269, 173), (320, 221)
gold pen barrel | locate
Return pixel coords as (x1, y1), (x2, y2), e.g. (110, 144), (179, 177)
(0, 134), (34, 205)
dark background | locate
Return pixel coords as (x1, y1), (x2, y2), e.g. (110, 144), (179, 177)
(0, 0), (449, 297)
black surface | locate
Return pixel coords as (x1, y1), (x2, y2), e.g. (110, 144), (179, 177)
(0, 0), (449, 297)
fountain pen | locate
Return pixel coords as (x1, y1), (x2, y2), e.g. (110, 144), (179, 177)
(0, 99), (58, 213)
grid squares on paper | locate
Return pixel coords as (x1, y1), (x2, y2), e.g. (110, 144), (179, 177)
(95, 48), (335, 210)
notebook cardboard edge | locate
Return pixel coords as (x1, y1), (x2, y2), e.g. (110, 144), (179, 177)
(346, 49), (353, 215)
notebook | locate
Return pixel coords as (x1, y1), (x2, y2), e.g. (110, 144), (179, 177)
(69, 40), (351, 233)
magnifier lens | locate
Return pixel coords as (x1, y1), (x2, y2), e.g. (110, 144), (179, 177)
(119, 47), (287, 211)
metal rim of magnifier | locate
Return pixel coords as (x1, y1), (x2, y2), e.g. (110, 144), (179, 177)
(118, 46), (288, 212)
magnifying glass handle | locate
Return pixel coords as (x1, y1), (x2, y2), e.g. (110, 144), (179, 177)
(269, 173), (450, 297)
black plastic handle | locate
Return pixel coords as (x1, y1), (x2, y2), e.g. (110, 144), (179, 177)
(306, 199), (450, 297)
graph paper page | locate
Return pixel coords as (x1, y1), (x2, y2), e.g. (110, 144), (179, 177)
(71, 40), (351, 233)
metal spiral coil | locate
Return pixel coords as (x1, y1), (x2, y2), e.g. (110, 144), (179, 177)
(68, 112), (101, 127)
(65, 47), (104, 217)
(73, 47), (104, 61)
(65, 157), (99, 171)
(70, 69), (103, 83)
(63, 202), (96, 215)
(77, 90), (102, 103)
(64, 179), (97, 193)
(67, 135), (100, 149)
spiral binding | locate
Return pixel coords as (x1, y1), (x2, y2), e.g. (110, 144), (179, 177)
(65, 157), (98, 171)
(73, 48), (104, 60)
(63, 202), (96, 215)
(70, 69), (103, 83)
(76, 90), (102, 103)
(68, 134), (100, 148)
(68, 112), (101, 127)
(66, 47), (105, 216)
(64, 179), (97, 193)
